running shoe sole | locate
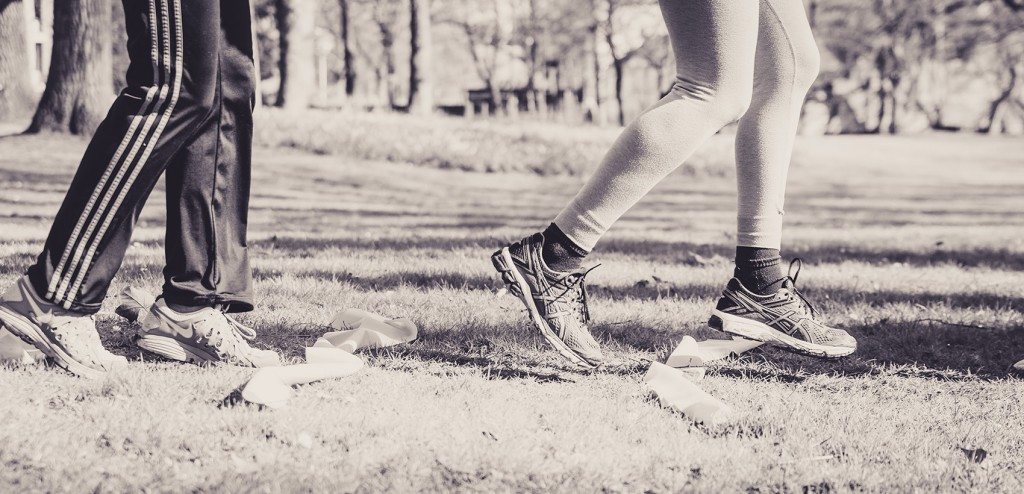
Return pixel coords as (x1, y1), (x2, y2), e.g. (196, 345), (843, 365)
(135, 334), (220, 364)
(492, 247), (597, 368)
(709, 310), (854, 358)
(0, 304), (105, 379)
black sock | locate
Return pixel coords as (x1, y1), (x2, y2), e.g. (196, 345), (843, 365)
(734, 246), (785, 295)
(541, 223), (589, 272)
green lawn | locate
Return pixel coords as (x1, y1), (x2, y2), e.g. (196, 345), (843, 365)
(0, 129), (1022, 492)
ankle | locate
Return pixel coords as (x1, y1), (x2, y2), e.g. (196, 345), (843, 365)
(541, 223), (589, 272)
(734, 246), (785, 295)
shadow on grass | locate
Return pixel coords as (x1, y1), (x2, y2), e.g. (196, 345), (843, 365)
(245, 235), (1024, 270)
(242, 267), (1024, 314)
(5, 234), (1022, 380)
(98, 302), (1023, 381)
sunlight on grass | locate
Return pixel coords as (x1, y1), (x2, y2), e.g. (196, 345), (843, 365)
(0, 132), (1022, 491)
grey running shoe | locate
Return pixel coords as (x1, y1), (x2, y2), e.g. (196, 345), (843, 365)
(0, 276), (124, 378)
(136, 299), (281, 367)
(708, 259), (856, 358)
(492, 233), (604, 367)
(1014, 358), (1023, 374)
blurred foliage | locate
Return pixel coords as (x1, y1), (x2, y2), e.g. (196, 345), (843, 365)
(253, 108), (731, 175)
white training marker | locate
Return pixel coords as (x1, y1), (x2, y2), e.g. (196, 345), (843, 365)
(0, 328), (42, 364)
(644, 362), (733, 425)
(1014, 359), (1024, 373)
(320, 309), (418, 353)
(239, 308), (417, 409)
(695, 337), (764, 362)
(666, 336), (704, 368)
(241, 359), (365, 409)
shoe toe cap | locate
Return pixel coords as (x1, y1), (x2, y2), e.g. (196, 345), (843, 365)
(102, 355), (130, 370)
(834, 330), (858, 350)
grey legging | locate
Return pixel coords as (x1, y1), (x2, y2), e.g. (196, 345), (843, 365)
(553, 0), (820, 250)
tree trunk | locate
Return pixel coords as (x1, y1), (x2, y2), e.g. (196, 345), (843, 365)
(27, 0), (113, 135)
(581, 24), (602, 123)
(487, 80), (502, 115)
(887, 76), (899, 134)
(0, 0), (35, 120)
(275, 0), (316, 109)
(111, 0), (129, 92)
(339, 0), (355, 97)
(612, 58), (626, 126)
(979, 65), (1018, 134)
(377, 21), (396, 109)
(525, 0), (539, 113)
(872, 50), (889, 134)
(407, 0), (432, 115)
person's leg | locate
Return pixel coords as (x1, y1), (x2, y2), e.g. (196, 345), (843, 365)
(545, 0), (760, 270)
(710, 0), (856, 358)
(732, 0), (821, 295)
(162, 0), (256, 314)
(135, 0), (279, 368)
(26, 0), (223, 313)
(1, 0), (221, 377)
(493, 0), (760, 367)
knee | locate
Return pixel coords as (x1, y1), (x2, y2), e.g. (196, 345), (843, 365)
(792, 40), (821, 92)
(178, 78), (219, 123)
(712, 84), (754, 125)
(673, 80), (753, 126)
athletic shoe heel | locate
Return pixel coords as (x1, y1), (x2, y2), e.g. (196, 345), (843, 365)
(707, 315), (724, 331)
(491, 248), (522, 297)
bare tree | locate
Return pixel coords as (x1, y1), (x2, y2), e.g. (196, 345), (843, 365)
(973, 8), (1024, 132)
(519, 0), (542, 111)
(407, 0), (433, 114)
(28, 0), (113, 135)
(581, 6), (603, 124)
(370, 0), (400, 108)
(443, 0), (512, 115)
(339, 0), (356, 96)
(637, 33), (671, 97)
(275, 0), (316, 109)
(602, 0), (656, 126)
(0, 0), (35, 120)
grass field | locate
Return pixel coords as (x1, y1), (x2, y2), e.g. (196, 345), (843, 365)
(0, 127), (1022, 492)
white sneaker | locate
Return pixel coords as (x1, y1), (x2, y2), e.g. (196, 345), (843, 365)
(136, 299), (281, 367)
(0, 276), (125, 378)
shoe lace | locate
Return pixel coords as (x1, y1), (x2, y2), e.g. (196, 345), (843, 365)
(196, 309), (257, 358)
(784, 258), (816, 317)
(541, 265), (599, 324)
(50, 315), (106, 363)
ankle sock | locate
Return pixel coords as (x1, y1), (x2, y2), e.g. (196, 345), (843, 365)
(541, 223), (589, 272)
(734, 246), (785, 295)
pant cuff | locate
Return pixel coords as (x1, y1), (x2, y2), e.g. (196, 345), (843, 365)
(553, 204), (606, 252)
(161, 290), (255, 314)
(737, 215), (783, 249)
(25, 269), (103, 315)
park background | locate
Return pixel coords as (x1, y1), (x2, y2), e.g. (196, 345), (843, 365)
(1, 0), (1023, 492)
(2, 0), (1024, 137)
